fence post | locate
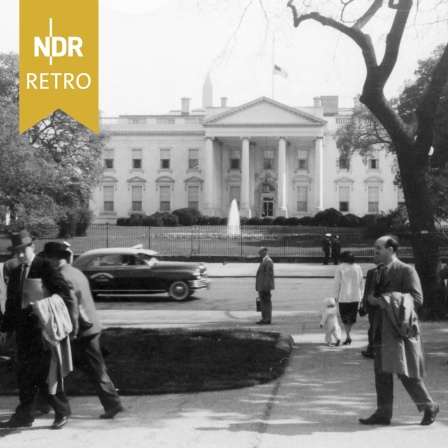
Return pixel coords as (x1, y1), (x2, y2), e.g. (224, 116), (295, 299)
(148, 225), (151, 250)
(241, 225), (243, 257)
(106, 223), (109, 248)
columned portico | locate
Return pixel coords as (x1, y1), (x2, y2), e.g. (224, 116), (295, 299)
(240, 137), (251, 218)
(276, 137), (287, 217)
(314, 136), (324, 212)
(203, 136), (216, 216)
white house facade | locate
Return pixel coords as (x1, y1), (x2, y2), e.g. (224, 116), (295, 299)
(93, 89), (403, 223)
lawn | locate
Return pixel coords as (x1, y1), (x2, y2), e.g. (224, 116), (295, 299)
(0, 328), (292, 395)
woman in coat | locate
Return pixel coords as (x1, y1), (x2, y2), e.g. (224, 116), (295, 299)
(333, 251), (363, 345)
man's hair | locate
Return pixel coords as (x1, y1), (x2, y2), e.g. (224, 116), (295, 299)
(339, 251), (355, 264)
(384, 235), (399, 253)
(46, 250), (71, 263)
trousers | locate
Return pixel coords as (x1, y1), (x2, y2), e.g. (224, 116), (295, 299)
(258, 291), (272, 323)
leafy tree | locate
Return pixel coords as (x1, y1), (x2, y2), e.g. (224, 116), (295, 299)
(287, 0), (448, 318)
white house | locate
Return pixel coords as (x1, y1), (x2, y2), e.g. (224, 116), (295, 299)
(93, 80), (403, 223)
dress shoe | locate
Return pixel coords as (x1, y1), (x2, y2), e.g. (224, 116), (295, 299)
(362, 351), (374, 359)
(335, 340), (341, 347)
(0, 414), (33, 429)
(255, 320), (271, 325)
(421, 403), (439, 426)
(359, 414), (391, 425)
(52, 415), (68, 429)
(342, 338), (352, 345)
(100, 404), (124, 419)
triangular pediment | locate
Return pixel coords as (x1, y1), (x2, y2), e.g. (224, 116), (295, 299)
(203, 97), (326, 127)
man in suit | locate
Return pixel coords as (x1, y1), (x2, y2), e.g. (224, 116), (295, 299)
(0, 230), (72, 429)
(321, 234), (331, 265)
(360, 267), (376, 359)
(359, 235), (439, 426)
(255, 247), (275, 325)
(331, 235), (341, 265)
(43, 242), (124, 419)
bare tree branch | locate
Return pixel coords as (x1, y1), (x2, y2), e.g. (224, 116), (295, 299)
(353, 0), (384, 29)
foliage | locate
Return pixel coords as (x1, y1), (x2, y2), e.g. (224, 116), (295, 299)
(262, 217), (274, 225)
(57, 207), (94, 238)
(285, 217), (301, 226)
(208, 216), (222, 225)
(273, 216), (287, 225)
(172, 208), (203, 226)
(246, 217), (263, 225)
(313, 208), (342, 227)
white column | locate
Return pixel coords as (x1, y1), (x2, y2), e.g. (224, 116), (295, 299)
(314, 136), (324, 211)
(240, 137), (251, 218)
(203, 137), (215, 216)
(276, 137), (287, 216)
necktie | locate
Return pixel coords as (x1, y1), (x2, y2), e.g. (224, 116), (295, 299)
(373, 263), (384, 296)
(20, 263), (28, 300)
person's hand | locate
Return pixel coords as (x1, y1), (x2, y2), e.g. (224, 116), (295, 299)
(367, 292), (379, 306)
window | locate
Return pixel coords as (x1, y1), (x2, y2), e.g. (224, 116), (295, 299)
(229, 186), (241, 207)
(160, 186), (170, 211)
(230, 149), (240, 170)
(297, 149), (308, 170)
(104, 149), (114, 169)
(369, 158), (379, 169)
(368, 186), (379, 213)
(339, 156), (349, 170)
(339, 186), (350, 212)
(160, 149), (171, 169)
(132, 149), (142, 169)
(188, 186), (199, 209)
(398, 188), (405, 207)
(263, 149), (274, 170)
(188, 149), (199, 169)
(103, 186), (114, 212)
(131, 186), (143, 212)
(296, 186), (308, 212)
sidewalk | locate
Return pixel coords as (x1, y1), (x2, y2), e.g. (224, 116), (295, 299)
(205, 262), (377, 278)
(1, 309), (447, 448)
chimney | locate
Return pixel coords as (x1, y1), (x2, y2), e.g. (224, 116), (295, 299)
(321, 96), (339, 116)
(220, 97), (228, 107)
(181, 97), (190, 116)
(313, 97), (321, 108)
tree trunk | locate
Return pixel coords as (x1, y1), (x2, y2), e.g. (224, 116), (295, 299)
(395, 143), (446, 319)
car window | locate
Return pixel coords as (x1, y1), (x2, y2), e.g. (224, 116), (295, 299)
(85, 254), (125, 267)
(137, 253), (157, 266)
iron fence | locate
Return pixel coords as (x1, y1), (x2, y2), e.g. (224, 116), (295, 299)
(2, 224), (448, 258)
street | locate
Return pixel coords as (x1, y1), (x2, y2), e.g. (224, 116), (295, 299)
(94, 277), (334, 313)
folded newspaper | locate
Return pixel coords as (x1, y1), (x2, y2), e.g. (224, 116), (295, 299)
(22, 278), (45, 309)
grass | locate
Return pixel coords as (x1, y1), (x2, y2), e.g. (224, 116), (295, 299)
(0, 328), (292, 396)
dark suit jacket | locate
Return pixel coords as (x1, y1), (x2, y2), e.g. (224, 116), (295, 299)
(1, 256), (72, 346)
(255, 256), (275, 292)
(59, 264), (102, 338)
(362, 268), (376, 314)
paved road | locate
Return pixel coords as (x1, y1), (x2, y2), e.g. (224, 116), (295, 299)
(94, 277), (334, 313)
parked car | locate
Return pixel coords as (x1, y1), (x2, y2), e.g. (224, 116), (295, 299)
(72, 245), (210, 301)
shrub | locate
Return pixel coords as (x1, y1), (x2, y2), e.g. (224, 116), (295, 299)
(116, 218), (127, 226)
(172, 208), (203, 226)
(273, 216), (287, 225)
(299, 216), (315, 226)
(239, 217), (249, 226)
(339, 213), (361, 228)
(57, 207), (93, 238)
(285, 217), (301, 226)
(262, 217), (274, 225)
(313, 208), (342, 227)
(208, 217), (222, 225)
(246, 217), (263, 225)
(197, 215), (210, 225)
(220, 217), (228, 225)
(160, 213), (179, 227)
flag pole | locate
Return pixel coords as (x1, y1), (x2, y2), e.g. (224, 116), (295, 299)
(272, 33), (275, 99)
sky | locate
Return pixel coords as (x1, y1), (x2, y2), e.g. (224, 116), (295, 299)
(1, 0), (447, 117)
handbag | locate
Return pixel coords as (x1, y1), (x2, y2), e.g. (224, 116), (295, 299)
(256, 297), (261, 312)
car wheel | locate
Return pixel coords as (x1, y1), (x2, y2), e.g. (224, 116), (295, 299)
(169, 281), (190, 301)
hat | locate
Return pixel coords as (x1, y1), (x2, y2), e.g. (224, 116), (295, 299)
(8, 230), (35, 251)
(259, 247), (269, 252)
(43, 241), (72, 255)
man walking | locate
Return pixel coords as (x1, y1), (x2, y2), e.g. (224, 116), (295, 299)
(43, 242), (124, 419)
(359, 235), (439, 426)
(255, 247), (275, 325)
(0, 230), (72, 429)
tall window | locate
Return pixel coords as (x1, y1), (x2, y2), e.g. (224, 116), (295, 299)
(368, 186), (379, 213)
(160, 186), (170, 211)
(398, 188), (405, 207)
(188, 149), (199, 169)
(188, 186), (199, 209)
(296, 186), (308, 212)
(339, 186), (350, 212)
(368, 151), (379, 170)
(297, 149), (308, 170)
(230, 149), (241, 170)
(339, 156), (349, 170)
(263, 149), (274, 169)
(160, 149), (171, 169)
(103, 149), (114, 169)
(103, 186), (114, 212)
(131, 186), (143, 212)
(229, 186), (241, 207)
(132, 149), (142, 169)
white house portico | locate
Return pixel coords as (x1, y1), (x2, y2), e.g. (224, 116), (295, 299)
(94, 85), (401, 223)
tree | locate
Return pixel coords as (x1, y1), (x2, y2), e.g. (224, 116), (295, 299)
(287, 0), (448, 318)
(336, 45), (448, 221)
(0, 52), (106, 234)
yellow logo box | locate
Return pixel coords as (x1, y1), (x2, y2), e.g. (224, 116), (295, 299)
(19, 0), (98, 133)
